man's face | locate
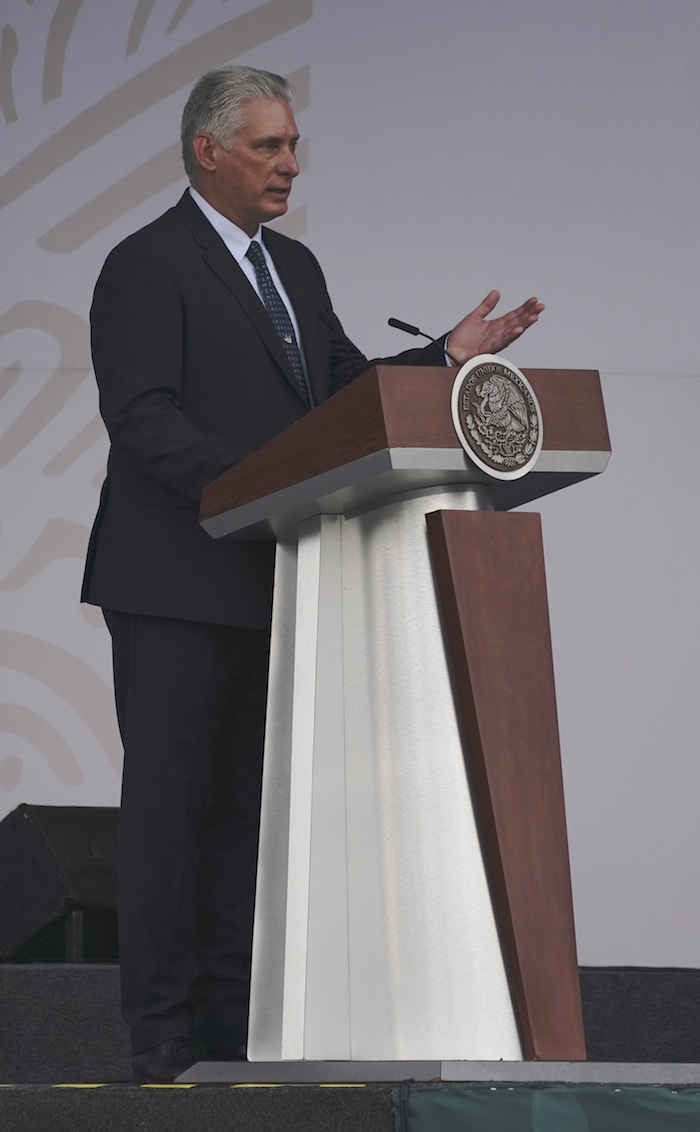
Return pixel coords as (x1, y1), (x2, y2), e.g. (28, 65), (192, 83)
(194, 98), (300, 235)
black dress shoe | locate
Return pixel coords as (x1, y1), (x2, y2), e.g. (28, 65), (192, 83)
(132, 1037), (203, 1084)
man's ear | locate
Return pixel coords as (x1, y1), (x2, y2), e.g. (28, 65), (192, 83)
(191, 133), (218, 173)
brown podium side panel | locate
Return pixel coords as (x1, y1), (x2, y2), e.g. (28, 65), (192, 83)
(426, 510), (586, 1062)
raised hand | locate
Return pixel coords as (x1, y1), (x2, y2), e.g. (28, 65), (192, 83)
(446, 290), (544, 365)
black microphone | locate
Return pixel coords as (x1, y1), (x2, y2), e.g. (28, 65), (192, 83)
(387, 317), (433, 341)
(388, 318), (459, 366)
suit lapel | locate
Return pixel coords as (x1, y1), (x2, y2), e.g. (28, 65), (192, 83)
(175, 193), (304, 402)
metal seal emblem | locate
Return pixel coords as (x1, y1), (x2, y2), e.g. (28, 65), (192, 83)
(450, 354), (543, 481)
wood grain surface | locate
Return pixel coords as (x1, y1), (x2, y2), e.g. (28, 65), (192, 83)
(524, 368), (610, 453)
(200, 366), (609, 520)
(426, 509), (586, 1062)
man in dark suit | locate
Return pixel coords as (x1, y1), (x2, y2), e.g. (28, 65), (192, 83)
(82, 64), (543, 1083)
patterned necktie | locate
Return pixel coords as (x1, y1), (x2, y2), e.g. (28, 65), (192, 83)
(246, 240), (310, 406)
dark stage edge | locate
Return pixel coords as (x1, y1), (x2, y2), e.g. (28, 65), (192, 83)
(0, 1084), (396, 1132)
(4, 1080), (700, 1132)
(178, 1059), (700, 1085)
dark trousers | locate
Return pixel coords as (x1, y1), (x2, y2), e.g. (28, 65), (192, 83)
(103, 610), (270, 1056)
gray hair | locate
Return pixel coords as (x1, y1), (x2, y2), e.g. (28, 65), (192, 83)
(181, 65), (292, 179)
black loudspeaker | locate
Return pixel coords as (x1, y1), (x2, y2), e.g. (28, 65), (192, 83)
(0, 805), (118, 962)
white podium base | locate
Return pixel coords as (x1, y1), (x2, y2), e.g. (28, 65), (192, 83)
(248, 486), (521, 1063)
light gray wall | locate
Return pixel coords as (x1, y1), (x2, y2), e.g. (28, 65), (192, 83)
(534, 373), (700, 966)
(0, 0), (698, 966)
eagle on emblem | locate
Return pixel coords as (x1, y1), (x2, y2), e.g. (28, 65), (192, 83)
(475, 374), (529, 433)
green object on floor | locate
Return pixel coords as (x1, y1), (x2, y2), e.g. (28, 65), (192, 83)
(393, 1085), (700, 1131)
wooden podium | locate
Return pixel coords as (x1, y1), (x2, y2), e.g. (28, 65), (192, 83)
(200, 365), (610, 1064)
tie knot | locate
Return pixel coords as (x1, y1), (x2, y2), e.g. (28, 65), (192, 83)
(246, 240), (265, 267)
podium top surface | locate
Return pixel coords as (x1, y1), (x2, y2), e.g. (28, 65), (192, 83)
(200, 366), (610, 539)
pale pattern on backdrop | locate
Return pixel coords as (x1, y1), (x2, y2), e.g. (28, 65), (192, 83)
(0, 0), (311, 814)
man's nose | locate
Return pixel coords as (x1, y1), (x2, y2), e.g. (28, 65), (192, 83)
(278, 146), (299, 177)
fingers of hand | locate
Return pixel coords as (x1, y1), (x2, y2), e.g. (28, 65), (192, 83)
(512, 297), (543, 319)
(473, 289), (501, 318)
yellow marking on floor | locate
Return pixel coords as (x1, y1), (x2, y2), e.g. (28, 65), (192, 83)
(53, 1084), (107, 1089)
(231, 1083), (283, 1088)
(319, 1083), (367, 1088)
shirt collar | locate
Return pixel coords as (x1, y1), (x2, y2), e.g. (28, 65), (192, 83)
(188, 186), (261, 264)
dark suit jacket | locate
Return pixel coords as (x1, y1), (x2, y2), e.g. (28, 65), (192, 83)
(81, 190), (445, 628)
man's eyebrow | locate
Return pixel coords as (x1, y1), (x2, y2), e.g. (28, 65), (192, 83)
(253, 133), (300, 146)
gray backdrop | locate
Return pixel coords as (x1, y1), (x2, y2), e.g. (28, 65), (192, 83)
(0, 0), (698, 967)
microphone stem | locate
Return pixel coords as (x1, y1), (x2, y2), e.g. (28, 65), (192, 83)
(388, 317), (461, 367)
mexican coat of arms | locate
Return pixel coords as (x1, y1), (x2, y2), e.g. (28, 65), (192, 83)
(450, 355), (543, 480)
